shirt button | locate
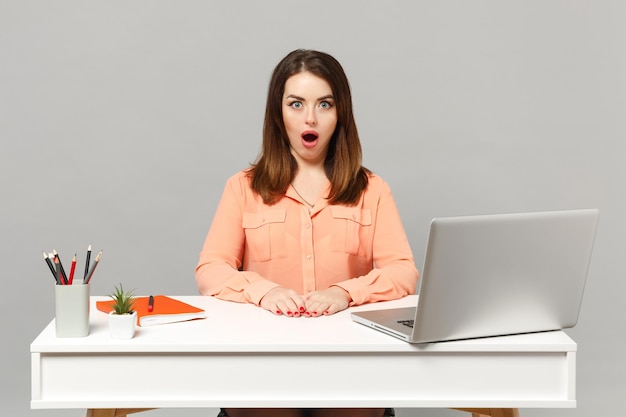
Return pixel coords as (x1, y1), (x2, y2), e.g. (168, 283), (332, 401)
(306, 254), (312, 260)
(305, 223), (311, 228)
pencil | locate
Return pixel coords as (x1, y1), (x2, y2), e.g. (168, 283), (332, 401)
(83, 244), (92, 280)
(84, 250), (102, 284)
(43, 252), (59, 284)
(68, 254), (77, 285)
(54, 256), (62, 285)
(52, 249), (68, 285)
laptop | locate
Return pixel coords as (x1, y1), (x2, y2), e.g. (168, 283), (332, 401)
(351, 209), (599, 343)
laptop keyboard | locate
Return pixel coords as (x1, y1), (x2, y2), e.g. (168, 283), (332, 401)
(397, 319), (414, 328)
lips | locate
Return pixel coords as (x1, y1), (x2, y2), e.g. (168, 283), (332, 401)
(302, 131), (319, 142)
(301, 130), (319, 149)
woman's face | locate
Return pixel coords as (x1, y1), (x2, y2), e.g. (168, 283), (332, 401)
(282, 71), (338, 167)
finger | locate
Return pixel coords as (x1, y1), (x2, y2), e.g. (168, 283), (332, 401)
(304, 309), (323, 317)
(323, 302), (346, 316)
(287, 295), (306, 315)
(288, 294), (306, 317)
(304, 299), (329, 317)
(296, 302), (306, 314)
(263, 287), (305, 317)
(274, 300), (290, 316)
(260, 298), (278, 314)
(283, 299), (304, 317)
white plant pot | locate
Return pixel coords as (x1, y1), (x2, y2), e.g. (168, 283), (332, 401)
(108, 311), (137, 339)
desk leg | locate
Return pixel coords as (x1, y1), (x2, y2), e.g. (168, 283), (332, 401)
(86, 408), (156, 417)
(453, 408), (520, 417)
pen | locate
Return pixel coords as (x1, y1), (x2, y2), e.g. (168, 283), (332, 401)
(43, 252), (60, 284)
(84, 250), (102, 284)
(83, 244), (91, 281)
(148, 295), (154, 312)
(68, 254), (77, 285)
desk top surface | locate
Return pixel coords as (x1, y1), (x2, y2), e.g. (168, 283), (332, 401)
(31, 295), (576, 354)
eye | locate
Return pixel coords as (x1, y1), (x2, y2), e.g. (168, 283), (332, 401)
(319, 100), (333, 109)
(288, 101), (303, 109)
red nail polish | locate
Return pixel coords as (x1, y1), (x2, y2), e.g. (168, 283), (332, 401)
(299, 306), (305, 312)
(276, 310), (282, 315)
(287, 311), (293, 316)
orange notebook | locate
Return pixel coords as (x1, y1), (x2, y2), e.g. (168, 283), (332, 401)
(97, 295), (206, 327)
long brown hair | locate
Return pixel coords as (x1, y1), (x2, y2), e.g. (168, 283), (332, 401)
(249, 49), (369, 205)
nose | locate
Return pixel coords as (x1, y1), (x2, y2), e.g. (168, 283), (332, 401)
(305, 107), (317, 126)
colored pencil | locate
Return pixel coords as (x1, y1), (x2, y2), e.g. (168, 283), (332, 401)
(52, 249), (68, 285)
(83, 244), (92, 280)
(54, 256), (62, 285)
(68, 254), (77, 285)
(84, 250), (102, 284)
(43, 252), (60, 284)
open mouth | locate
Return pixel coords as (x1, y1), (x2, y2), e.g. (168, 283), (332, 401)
(302, 132), (319, 142)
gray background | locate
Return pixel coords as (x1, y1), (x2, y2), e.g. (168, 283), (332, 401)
(1, 1), (623, 416)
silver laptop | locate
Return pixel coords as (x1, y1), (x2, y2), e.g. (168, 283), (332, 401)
(351, 209), (599, 343)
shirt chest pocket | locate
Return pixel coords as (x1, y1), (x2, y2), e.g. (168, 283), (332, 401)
(242, 209), (288, 262)
(330, 207), (372, 257)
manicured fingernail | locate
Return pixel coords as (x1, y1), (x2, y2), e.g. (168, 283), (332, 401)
(323, 311), (330, 315)
(304, 312), (311, 317)
(299, 307), (305, 312)
(276, 310), (282, 315)
(287, 311), (293, 316)
(294, 312), (301, 317)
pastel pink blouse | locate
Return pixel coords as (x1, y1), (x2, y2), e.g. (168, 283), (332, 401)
(195, 170), (419, 306)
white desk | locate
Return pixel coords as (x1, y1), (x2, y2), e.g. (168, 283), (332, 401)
(31, 295), (577, 417)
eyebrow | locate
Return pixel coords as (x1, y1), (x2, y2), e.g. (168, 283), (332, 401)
(285, 94), (335, 101)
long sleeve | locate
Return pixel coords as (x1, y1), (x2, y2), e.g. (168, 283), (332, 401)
(331, 177), (419, 305)
(195, 173), (280, 305)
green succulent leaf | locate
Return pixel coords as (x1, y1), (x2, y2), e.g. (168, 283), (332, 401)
(108, 283), (136, 315)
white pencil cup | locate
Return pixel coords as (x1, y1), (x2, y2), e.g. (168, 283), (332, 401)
(55, 284), (90, 337)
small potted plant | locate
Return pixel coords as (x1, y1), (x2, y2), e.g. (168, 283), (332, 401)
(107, 283), (137, 339)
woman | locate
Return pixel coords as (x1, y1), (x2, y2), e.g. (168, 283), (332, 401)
(196, 49), (419, 417)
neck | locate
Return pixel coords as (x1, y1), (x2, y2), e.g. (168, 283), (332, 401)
(290, 148), (327, 172)
(291, 166), (329, 208)
(295, 163), (326, 179)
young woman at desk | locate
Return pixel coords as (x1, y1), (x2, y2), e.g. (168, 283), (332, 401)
(195, 49), (419, 417)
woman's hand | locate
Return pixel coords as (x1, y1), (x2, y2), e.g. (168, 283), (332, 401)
(303, 286), (351, 317)
(260, 287), (306, 317)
